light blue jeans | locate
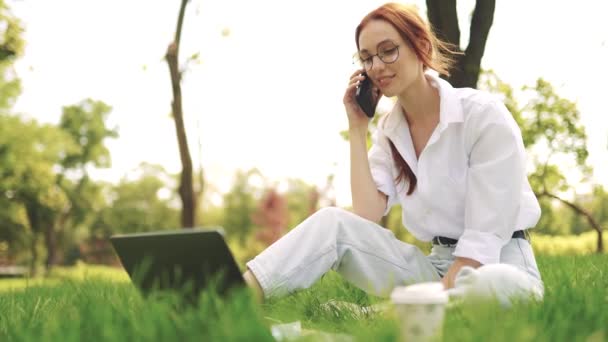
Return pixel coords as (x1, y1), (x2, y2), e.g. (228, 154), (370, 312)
(246, 207), (544, 306)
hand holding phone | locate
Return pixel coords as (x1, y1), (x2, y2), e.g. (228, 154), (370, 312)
(355, 73), (380, 118)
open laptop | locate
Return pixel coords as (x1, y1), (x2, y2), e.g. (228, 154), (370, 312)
(110, 228), (246, 298)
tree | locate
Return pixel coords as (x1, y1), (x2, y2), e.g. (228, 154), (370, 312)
(166, 0), (196, 228)
(90, 163), (180, 238)
(281, 178), (318, 229)
(0, 0), (24, 113)
(222, 169), (265, 244)
(590, 186), (608, 234)
(252, 188), (289, 245)
(426, 0), (495, 88)
(74, 163), (179, 265)
(0, 99), (117, 271)
(0, 115), (78, 272)
(0, 1), (27, 266)
(43, 99), (118, 267)
(0, 195), (27, 264)
(481, 72), (604, 253)
(0, 3), (123, 267)
(534, 197), (573, 235)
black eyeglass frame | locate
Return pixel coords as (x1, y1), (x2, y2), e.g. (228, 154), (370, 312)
(354, 43), (401, 70)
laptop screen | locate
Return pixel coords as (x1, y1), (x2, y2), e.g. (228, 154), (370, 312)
(110, 229), (245, 298)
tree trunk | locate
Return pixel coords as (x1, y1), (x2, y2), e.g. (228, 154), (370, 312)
(166, 0), (196, 228)
(539, 191), (604, 253)
(44, 225), (57, 270)
(196, 120), (206, 215)
(30, 233), (38, 276)
(426, 0), (496, 88)
(24, 201), (40, 275)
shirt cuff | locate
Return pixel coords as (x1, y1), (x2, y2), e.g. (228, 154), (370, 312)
(453, 230), (507, 265)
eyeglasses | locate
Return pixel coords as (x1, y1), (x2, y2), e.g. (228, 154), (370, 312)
(353, 43), (400, 70)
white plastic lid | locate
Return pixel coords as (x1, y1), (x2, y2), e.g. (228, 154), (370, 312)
(390, 282), (449, 305)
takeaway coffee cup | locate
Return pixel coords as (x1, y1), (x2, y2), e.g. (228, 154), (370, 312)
(390, 282), (449, 342)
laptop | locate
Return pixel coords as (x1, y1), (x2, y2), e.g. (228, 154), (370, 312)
(110, 228), (246, 298)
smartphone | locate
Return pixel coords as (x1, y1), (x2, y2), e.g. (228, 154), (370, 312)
(355, 72), (379, 118)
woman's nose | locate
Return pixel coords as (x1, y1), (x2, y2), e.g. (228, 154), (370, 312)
(370, 56), (386, 75)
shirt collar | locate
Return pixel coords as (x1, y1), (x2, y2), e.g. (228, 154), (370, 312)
(380, 72), (464, 134)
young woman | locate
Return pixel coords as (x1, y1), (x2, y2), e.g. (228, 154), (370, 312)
(243, 3), (544, 305)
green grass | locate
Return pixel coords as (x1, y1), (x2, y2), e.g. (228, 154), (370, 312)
(1, 255), (606, 341)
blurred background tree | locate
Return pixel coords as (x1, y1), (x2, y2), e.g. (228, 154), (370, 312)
(222, 169), (265, 245)
(252, 188), (288, 245)
(0, 0), (23, 112)
(480, 71), (604, 252)
(90, 163), (180, 239)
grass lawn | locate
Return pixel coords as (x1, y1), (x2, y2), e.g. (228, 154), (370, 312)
(0, 254), (606, 341)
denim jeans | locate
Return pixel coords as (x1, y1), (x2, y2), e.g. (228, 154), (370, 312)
(246, 207), (544, 305)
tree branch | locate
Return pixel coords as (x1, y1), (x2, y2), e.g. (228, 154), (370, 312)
(174, 0), (188, 54)
(540, 150), (554, 194)
(538, 191), (604, 253)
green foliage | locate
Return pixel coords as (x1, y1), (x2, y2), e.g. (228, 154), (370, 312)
(282, 178), (316, 230)
(221, 170), (334, 247)
(524, 79), (588, 166)
(0, 96), (118, 268)
(90, 163), (180, 238)
(0, 197), (27, 259)
(590, 185), (608, 230)
(58, 99), (118, 169)
(0, 116), (76, 230)
(197, 200), (225, 229)
(533, 198), (574, 235)
(536, 185), (608, 236)
(479, 71), (603, 241)
(0, 116), (76, 269)
(222, 169), (264, 244)
(0, 0), (24, 113)
(480, 71), (591, 196)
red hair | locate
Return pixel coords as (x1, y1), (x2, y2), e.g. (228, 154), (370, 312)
(355, 3), (459, 195)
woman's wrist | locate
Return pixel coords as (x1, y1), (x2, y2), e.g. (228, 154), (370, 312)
(348, 124), (368, 139)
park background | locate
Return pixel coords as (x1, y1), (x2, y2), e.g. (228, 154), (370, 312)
(1, 1), (608, 341)
(1, 0), (607, 276)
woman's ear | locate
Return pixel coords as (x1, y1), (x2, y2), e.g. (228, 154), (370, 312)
(423, 39), (432, 55)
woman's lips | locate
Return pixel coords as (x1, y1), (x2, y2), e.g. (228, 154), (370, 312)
(378, 75), (394, 88)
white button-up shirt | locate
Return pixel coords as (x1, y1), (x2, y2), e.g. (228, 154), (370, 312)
(368, 73), (541, 265)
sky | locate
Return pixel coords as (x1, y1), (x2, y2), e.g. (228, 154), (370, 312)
(10, 0), (608, 207)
